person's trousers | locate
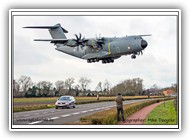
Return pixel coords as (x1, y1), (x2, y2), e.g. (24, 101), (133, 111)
(117, 106), (125, 121)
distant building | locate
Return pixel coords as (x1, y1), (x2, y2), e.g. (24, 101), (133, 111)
(163, 89), (175, 96)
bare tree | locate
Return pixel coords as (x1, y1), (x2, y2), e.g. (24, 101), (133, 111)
(95, 82), (102, 92)
(78, 77), (91, 94)
(13, 79), (20, 97)
(65, 77), (75, 91)
(133, 78), (143, 95)
(103, 79), (111, 95)
(150, 84), (159, 95)
(171, 83), (177, 93)
(17, 75), (33, 93)
(55, 80), (65, 95)
(37, 81), (53, 96)
(74, 84), (80, 96)
(110, 78), (143, 96)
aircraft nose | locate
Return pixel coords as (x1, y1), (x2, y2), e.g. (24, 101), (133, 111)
(141, 39), (148, 49)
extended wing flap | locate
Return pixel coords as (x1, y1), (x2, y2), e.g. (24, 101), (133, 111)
(34, 39), (68, 44)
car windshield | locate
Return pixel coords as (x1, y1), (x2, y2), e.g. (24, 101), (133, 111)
(59, 96), (70, 101)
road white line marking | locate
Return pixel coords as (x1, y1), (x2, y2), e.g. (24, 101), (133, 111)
(72, 112), (80, 115)
(50, 117), (59, 120)
(29, 121), (42, 125)
(94, 108), (101, 111)
(61, 114), (71, 117)
(88, 109), (95, 112)
(28, 105), (117, 125)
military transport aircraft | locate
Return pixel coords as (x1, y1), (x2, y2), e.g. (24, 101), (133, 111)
(24, 23), (150, 64)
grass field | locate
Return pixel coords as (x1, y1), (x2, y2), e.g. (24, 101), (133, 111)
(145, 100), (177, 125)
(13, 96), (162, 112)
(13, 96), (161, 103)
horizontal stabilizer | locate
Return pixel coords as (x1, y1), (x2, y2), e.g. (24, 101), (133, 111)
(138, 34), (152, 37)
(23, 23), (68, 33)
(34, 39), (68, 44)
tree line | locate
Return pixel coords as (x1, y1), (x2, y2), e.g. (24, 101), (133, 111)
(13, 76), (94, 97)
(13, 75), (176, 97)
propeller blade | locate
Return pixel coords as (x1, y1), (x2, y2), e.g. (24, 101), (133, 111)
(75, 34), (79, 40)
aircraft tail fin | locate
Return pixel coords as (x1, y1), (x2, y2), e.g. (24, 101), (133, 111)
(23, 23), (68, 39)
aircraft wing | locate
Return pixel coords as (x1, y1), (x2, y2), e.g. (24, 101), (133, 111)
(34, 39), (68, 44)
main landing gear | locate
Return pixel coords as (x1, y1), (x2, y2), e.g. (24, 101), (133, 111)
(87, 58), (114, 64)
(102, 58), (114, 64)
(87, 58), (99, 63)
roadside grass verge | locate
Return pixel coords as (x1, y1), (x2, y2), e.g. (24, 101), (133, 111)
(145, 100), (177, 125)
(13, 104), (55, 112)
(13, 96), (162, 112)
(13, 97), (58, 103)
(67, 99), (172, 125)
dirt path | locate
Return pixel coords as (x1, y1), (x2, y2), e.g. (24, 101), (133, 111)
(119, 102), (163, 125)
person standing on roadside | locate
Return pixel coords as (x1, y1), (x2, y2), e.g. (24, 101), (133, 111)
(116, 93), (125, 122)
(96, 93), (99, 100)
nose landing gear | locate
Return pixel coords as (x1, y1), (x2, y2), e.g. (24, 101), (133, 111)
(131, 54), (136, 59)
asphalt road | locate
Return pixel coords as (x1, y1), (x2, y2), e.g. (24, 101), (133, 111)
(13, 98), (157, 125)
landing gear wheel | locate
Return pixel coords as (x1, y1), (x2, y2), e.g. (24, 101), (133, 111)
(131, 54), (136, 59)
(102, 58), (114, 64)
(95, 58), (99, 62)
(87, 58), (99, 63)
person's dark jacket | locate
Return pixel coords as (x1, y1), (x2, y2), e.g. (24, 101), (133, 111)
(116, 95), (124, 108)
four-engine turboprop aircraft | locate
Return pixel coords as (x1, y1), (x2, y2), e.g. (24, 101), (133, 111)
(24, 23), (150, 64)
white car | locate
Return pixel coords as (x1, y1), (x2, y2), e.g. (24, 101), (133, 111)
(55, 96), (76, 109)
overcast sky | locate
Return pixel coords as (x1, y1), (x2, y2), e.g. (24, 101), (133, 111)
(13, 13), (177, 90)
